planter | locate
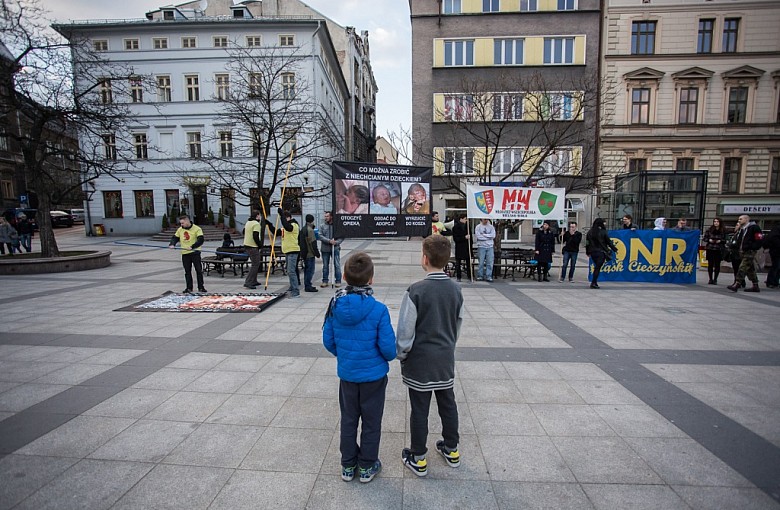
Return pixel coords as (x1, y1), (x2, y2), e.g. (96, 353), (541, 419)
(0, 251), (111, 275)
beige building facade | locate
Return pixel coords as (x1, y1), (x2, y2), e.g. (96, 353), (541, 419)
(600, 0), (780, 229)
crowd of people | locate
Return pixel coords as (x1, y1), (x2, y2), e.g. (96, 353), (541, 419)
(0, 213), (34, 256)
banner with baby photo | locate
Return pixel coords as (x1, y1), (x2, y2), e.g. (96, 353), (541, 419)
(331, 161), (433, 238)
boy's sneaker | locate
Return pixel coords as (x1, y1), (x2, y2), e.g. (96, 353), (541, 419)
(359, 460), (381, 483)
(436, 440), (460, 468)
(341, 464), (356, 482)
(402, 448), (428, 477)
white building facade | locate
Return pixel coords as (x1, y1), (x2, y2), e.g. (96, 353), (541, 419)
(600, 0), (780, 229)
(55, 0), (353, 235)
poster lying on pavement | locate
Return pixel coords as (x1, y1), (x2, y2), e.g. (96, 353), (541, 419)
(116, 291), (285, 313)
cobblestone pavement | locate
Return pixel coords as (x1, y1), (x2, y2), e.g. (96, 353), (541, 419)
(0, 230), (778, 509)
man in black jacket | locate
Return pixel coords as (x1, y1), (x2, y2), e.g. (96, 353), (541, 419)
(728, 214), (764, 293)
(764, 224), (780, 288)
(559, 221), (582, 282)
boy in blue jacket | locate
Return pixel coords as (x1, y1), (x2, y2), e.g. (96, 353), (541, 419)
(323, 251), (396, 483)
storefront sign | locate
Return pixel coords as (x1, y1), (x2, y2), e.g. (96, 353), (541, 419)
(722, 204), (780, 214)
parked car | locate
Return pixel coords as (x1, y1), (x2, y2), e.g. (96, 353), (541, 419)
(50, 210), (74, 228)
(68, 208), (85, 224)
(2, 208), (38, 231)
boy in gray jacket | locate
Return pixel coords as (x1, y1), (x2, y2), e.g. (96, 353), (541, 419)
(396, 235), (465, 476)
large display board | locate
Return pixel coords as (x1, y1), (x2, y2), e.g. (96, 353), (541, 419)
(332, 161), (433, 238)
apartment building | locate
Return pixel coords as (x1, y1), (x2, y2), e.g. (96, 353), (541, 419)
(409, 0), (601, 233)
(53, 0), (362, 235)
(600, 0), (780, 229)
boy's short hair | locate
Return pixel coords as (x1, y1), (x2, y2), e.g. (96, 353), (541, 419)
(343, 251), (374, 286)
(423, 235), (451, 270)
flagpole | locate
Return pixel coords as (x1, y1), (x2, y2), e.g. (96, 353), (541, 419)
(263, 143), (296, 291)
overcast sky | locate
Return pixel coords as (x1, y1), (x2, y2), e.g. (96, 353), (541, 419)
(41, 0), (412, 136)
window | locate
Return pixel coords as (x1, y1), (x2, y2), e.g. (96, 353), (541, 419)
(697, 19), (714, 53)
(557, 0), (575, 10)
(181, 37), (196, 48)
(444, 95), (474, 121)
(444, 149), (475, 174)
(0, 180), (13, 200)
(187, 132), (202, 158)
(252, 138), (260, 158)
(631, 88), (650, 124)
(722, 157), (741, 193)
(282, 73), (295, 99)
(219, 131), (233, 157)
(631, 21), (656, 55)
(543, 38), (574, 64)
(541, 93), (575, 120)
(727, 86), (748, 124)
(676, 158), (695, 171)
(771, 157), (780, 193)
(246, 36), (262, 47)
(678, 87), (698, 124)
(133, 134), (148, 159)
(130, 77), (143, 103)
(93, 40), (108, 52)
(134, 190), (154, 217)
(124, 39), (139, 50)
(215, 74), (230, 100)
(494, 39), (524, 65)
(629, 158), (647, 173)
(0, 130), (7, 151)
(185, 75), (200, 101)
(249, 72), (262, 97)
(520, 0), (537, 11)
(491, 148), (521, 175)
(102, 134), (116, 160)
(213, 36), (228, 48)
(492, 94), (524, 120)
(103, 191), (123, 218)
(282, 132), (297, 156)
(152, 37), (168, 49)
(482, 0), (499, 12)
(163, 10), (174, 20)
(98, 79), (112, 104)
(540, 149), (572, 175)
(444, 40), (474, 67)
(443, 0), (461, 14)
(722, 18), (739, 53)
(279, 35), (295, 46)
(156, 75), (171, 102)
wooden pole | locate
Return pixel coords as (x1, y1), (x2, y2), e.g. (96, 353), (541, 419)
(467, 218), (475, 283)
(262, 145), (296, 290)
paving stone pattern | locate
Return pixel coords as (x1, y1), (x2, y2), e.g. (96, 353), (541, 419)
(0, 231), (778, 509)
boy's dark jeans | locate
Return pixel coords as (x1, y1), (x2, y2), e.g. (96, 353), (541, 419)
(339, 376), (387, 469)
(408, 387), (459, 456)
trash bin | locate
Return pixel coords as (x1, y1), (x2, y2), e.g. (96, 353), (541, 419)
(94, 224), (105, 236)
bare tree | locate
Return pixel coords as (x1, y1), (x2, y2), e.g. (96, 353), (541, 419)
(1, 0), (139, 256)
(185, 43), (344, 225)
(390, 70), (601, 197)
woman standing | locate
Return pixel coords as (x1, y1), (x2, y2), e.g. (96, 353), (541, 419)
(451, 213), (471, 282)
(0, 217), (19, 256)
(703, 217), (726, 285)
(534, 221), (556, 282)
(585, 218), (617, 289)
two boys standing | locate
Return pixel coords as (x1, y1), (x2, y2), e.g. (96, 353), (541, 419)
(323, 235), (464, 482)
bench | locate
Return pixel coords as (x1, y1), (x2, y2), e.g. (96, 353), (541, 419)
(203, 246), (250, 277)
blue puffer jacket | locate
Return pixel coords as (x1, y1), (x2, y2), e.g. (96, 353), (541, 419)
(323, 293), (396, 383)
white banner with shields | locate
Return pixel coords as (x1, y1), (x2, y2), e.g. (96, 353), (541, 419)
(466, 186), (566, 221)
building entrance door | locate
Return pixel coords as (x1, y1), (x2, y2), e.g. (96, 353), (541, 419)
(193, 186), (208, 225)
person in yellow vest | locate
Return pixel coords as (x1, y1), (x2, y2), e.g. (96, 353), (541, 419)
(430, 211), (452, 237)
(168, 214), (207, 294)
(266, 208), (301, 298)
(243, 209), (264, 290)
